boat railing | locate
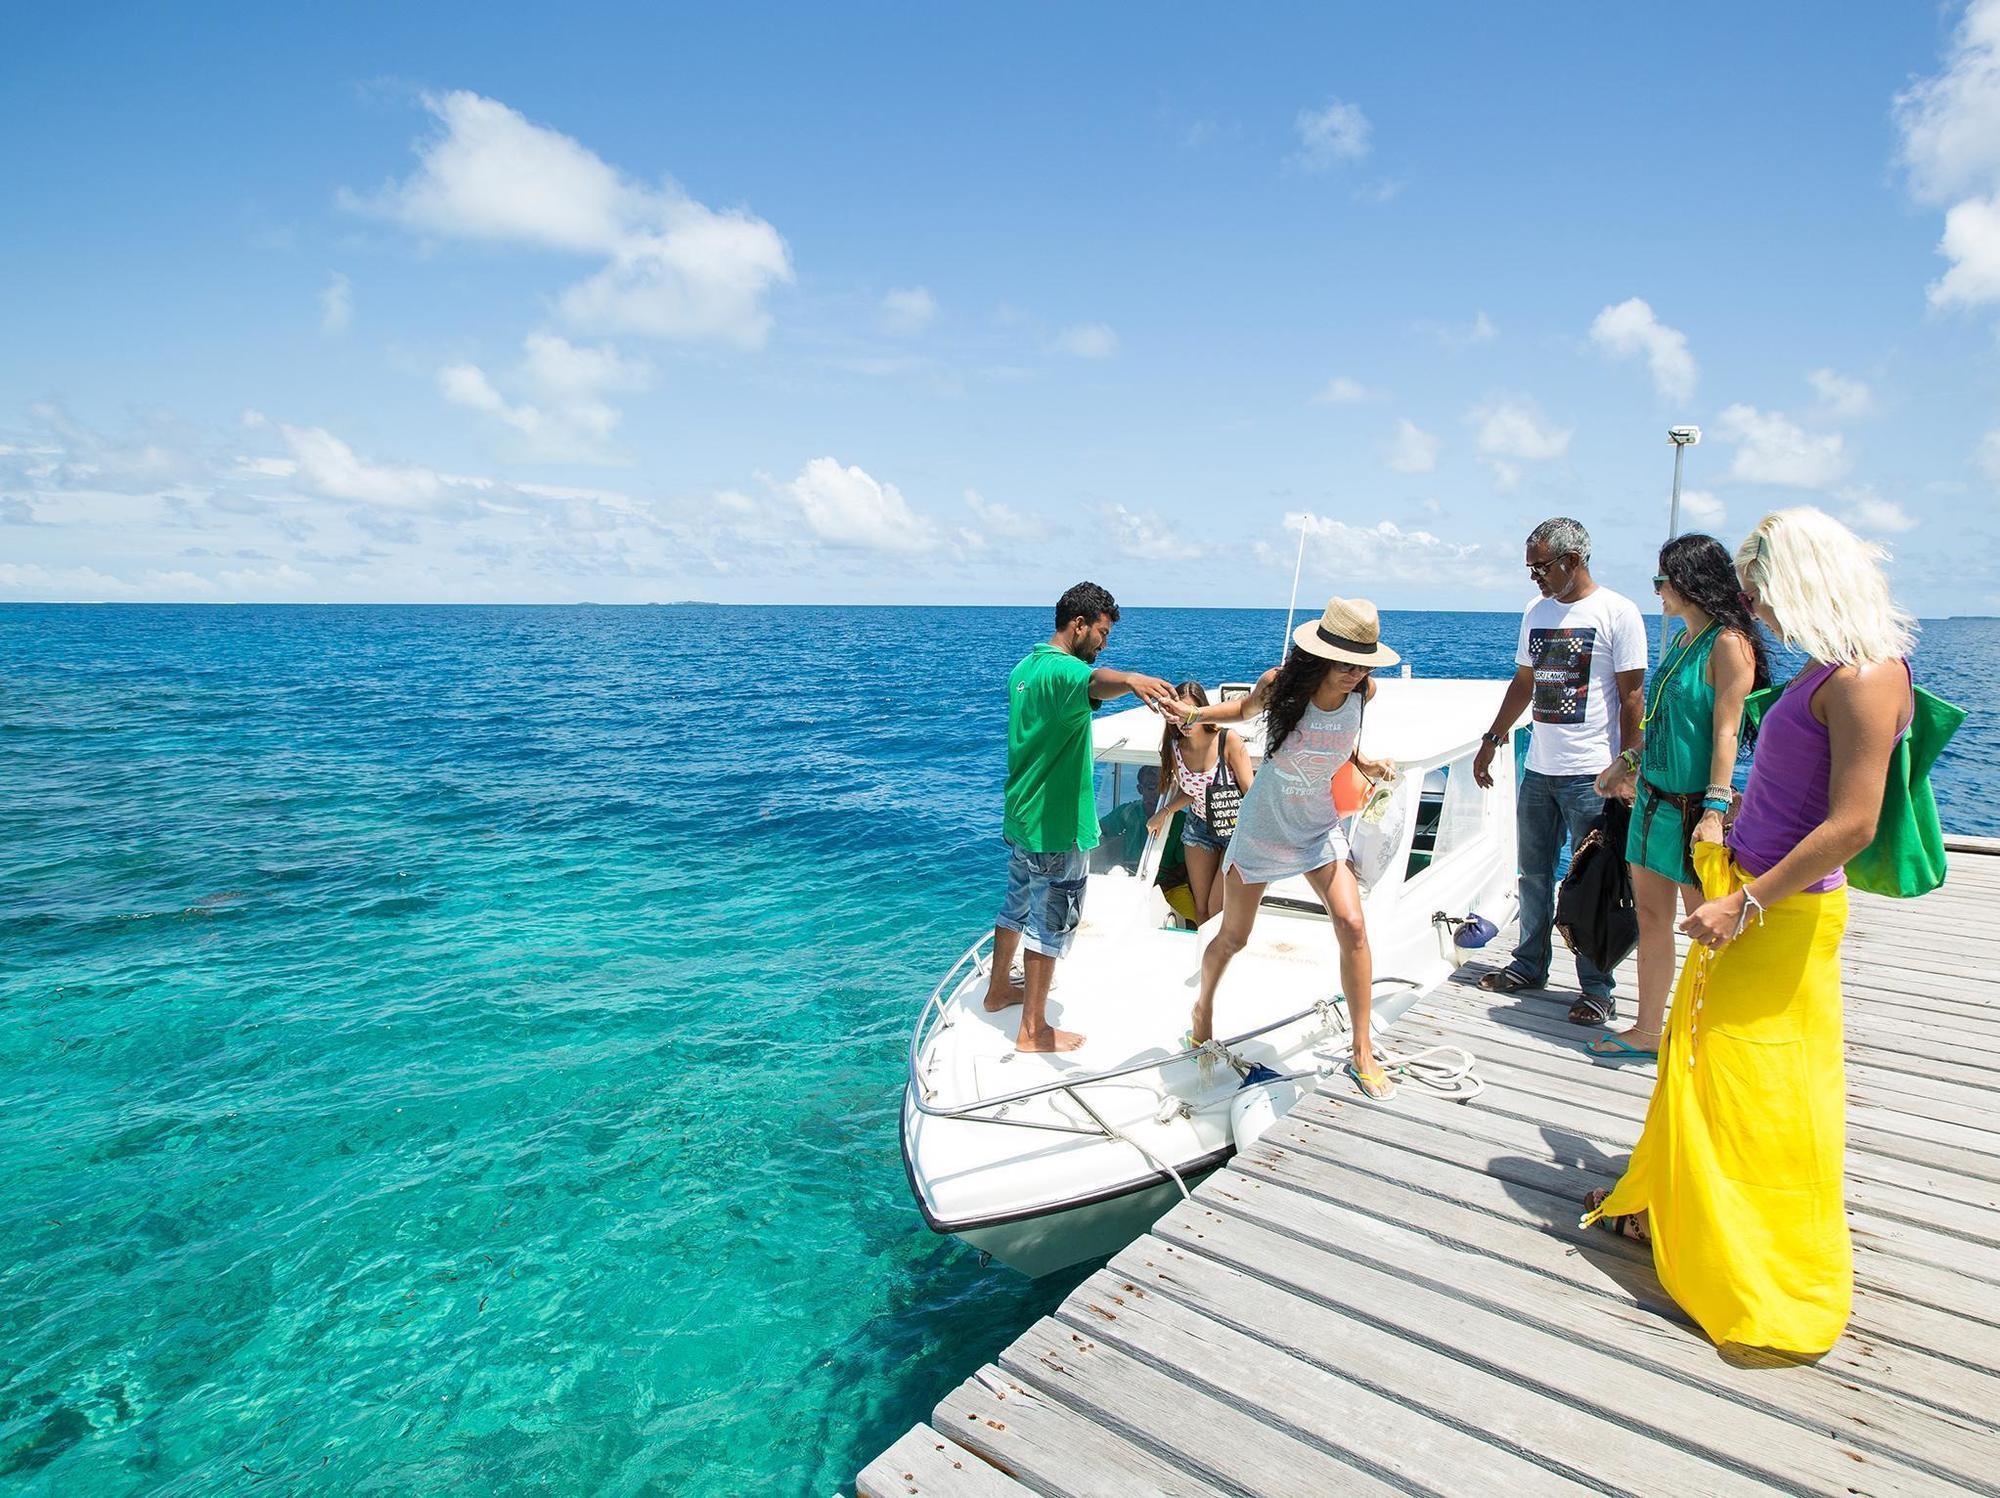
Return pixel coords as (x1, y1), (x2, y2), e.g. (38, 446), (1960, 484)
(907, 935), (1422, 1123)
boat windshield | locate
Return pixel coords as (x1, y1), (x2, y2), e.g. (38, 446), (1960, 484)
(1091, 760), (1154, 876)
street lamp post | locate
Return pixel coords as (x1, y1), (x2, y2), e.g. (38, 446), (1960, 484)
(1662, 425), (1701, 652)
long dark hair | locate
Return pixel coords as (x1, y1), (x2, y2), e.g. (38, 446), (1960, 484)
(1158, 680), (1210, 789)
(1263, 648), (1347, 759)
(1659, 533), (1772, 695)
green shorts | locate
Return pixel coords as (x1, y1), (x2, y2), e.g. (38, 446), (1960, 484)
(1626, 781), (1699, 884)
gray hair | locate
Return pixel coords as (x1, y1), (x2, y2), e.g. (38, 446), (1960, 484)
(1527, 516), (1591, 564)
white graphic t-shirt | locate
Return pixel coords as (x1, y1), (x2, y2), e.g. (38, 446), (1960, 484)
(1514, 587), (1649, 776)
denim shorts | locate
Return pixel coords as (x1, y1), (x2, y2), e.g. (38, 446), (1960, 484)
(996, 843), (1089, 959)
(1180, 810), (1228, 854)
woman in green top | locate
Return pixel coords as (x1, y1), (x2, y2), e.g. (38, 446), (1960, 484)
(1590, 534), (1768, 1058)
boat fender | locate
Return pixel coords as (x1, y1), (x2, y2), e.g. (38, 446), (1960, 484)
(1229, 1074), (1308, 1154)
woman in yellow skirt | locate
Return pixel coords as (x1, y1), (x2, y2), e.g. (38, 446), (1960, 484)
(1583, 507), (1914, 1355)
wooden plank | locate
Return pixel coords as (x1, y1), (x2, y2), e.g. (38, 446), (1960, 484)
(1057, 1266), (1585, 1495)
(934, 1366), (1228, 1498)
(1405, 993), (2000, 1137)
(997, 1319), (1404, 1497)
(858, 1424), (1034, 1498)
(1303, 1082), (2000, 1303)
(1218, 1137), (2000, 1447)
(1151, 1188), (2000, 1494)
(1384, 1034), (2000, 1244)
(1090, 1235), (1777, 1497)
(1404, 997), (2000, 1183)
(1437, 976), (2000, 1079)
(1418, 989), (2000, 1135)
(1284, 1093), (2000, 1334)
(1411, 992), (2000, 1137)
(1222, 1123), (2000, 1397)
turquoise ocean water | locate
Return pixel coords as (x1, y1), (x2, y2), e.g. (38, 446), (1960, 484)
(4, 604), (1993, 1495)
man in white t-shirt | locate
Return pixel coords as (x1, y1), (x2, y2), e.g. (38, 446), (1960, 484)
(1471, 517), (1648, 1024)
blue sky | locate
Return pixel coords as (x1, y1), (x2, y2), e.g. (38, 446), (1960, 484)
(4, 3), (1999, 612)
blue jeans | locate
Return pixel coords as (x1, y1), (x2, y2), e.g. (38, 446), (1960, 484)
(1507, 770), (1615, 1002)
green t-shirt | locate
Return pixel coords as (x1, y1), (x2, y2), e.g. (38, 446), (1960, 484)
(1003, 643), (1100, 853)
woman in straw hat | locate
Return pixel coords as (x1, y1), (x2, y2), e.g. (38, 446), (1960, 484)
(1175, 596), (1401, 1099)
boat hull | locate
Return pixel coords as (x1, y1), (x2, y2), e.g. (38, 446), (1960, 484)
(953, 1165), (1224, 1278)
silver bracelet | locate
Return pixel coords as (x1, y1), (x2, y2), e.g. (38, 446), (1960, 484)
(1734, 886), (1767, 939)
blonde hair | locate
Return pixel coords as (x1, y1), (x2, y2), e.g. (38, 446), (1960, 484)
(1735, 507), (1915, 667)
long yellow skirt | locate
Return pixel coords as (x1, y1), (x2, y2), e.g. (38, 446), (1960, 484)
(1585, 840), (1852, 1354)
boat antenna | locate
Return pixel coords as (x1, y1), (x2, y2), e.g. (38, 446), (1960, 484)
(1281, 516), (1309, 662)
(1662, 426), (1701, 654)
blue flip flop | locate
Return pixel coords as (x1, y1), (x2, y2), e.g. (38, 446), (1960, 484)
(1587, 1033), (1658, 1060)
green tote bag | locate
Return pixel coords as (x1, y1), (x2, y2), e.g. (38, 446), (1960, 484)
(1742, 676), (1966, 899)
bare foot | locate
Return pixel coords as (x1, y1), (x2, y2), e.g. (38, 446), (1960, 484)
(983, 972), (1026, 1011)
(1017, 1026), (1085, 1053)
(1188, 1003), (1213, 1047)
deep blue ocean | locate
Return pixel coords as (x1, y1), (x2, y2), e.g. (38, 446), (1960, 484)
(3, 604), (1992, 1495)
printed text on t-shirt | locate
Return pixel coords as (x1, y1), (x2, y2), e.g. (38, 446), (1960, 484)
(1529, 627), (1596, 725)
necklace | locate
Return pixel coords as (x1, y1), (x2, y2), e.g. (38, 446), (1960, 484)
(1641, 620), (1718, 733)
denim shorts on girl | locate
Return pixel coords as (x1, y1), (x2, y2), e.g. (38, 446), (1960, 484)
(1180, 809), (1228, 854)
(996, 842), (1089, 959)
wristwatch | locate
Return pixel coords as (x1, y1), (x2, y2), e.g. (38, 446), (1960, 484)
(1480, 731), (1505, 748)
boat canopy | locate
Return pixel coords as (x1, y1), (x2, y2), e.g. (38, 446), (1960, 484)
(1090, 677), (1521, 772)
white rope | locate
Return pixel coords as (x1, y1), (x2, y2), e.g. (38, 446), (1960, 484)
(1064, 1086), (1194, 1201)
(1376, 1042), (1485, 1101)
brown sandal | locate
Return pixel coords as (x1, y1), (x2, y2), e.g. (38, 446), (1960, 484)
(1583, 1187), (1651, 1244)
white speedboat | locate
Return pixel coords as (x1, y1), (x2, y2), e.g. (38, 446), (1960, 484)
(901, 676), (1522, 1277)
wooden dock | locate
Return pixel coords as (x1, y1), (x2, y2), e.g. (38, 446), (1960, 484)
(860, 840), (2000, 1497)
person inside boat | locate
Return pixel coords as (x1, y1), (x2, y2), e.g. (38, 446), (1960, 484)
(1173, 597), (1400, 1100)
(1587, 534), (1768, 1060)
(1471, 517), (1649, 1025)
(1146, 681), (1256, 926)
(983, 581), (1180, 1053)
(1584, 506), (1916, 1356)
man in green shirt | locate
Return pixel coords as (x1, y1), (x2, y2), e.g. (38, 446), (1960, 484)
(984, 582), (1179, 1052)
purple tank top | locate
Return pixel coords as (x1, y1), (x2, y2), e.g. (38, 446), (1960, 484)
(1729, 661), (1907, 893)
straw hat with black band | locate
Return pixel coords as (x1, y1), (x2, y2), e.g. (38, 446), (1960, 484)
(1293, 596), (1400, 669)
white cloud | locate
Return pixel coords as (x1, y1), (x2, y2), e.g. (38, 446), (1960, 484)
(1715, 404), (1849, 488)
(348, 90), (793, 346)
(1385, 418), (1439, 474)
(1980, 427), (2000, 484)
(1895, 0), (2000, 205)
(881, 286), (938, 334)
(1588, 297), (1696, 403)
(1424, 311), (1497, 349)
(1053, 323), (1119, 359)
(1806, 368), (1873, 419)
(1311, 376), (1371, 405)
(1471, 397), (1571, 483)
(1679, 489), (1725, 525)
(439, 333), (651, 463)
(782, 457), (941, 553)
(1103, 503), (1197, 561)
(320, 272), (352, 335)
(964, 488), (1046, 542)
(1842, 486), (1919, 534)
(1897, 5), (2000, 312)
(1293, 98), (1371, 170)
(1928, 193), (2000, 308)
(1282, 512), (1499, 587)
(279, 425), (447, 508)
